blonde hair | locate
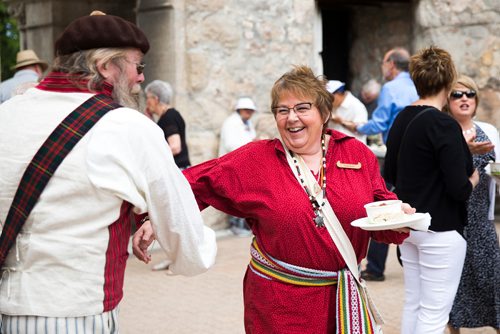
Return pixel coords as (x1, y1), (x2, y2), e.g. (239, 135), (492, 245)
(443, 74), (480, 116)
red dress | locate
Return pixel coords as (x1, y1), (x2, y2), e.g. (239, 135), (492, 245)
(184, 129), (407, 333)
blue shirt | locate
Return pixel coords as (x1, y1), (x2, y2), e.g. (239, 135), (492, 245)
(0, 69), (40, 103)
(357, 72), (418, 143)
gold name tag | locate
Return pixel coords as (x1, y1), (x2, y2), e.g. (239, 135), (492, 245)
(336, 161), (362, 169)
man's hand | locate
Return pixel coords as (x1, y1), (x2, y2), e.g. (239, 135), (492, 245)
(330, 114), (343, 124)
(342, 120), (358, 133)
(132, 220), (155, 263)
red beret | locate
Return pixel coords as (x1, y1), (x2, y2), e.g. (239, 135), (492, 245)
(55, 11), (150, 55)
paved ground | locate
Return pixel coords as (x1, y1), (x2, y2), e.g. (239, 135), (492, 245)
(119, 226), (499, 334)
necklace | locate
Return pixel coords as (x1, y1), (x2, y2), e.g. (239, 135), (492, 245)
(463, 125), (475, 136)
(290, 135), (327, 228)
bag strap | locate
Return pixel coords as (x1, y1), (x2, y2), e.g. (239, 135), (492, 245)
(281, 139), (384, 329)
(397, 107), (433, 162)
(0, 94), (120, 266)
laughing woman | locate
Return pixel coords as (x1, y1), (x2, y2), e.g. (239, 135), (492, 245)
(135, 65), (413, 333)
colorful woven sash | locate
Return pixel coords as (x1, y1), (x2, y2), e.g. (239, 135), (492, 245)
(0, 94), (120, 267)
(249, 238), (377, 334)
(249, 238), (338, 286)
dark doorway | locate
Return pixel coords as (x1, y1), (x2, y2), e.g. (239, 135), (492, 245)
(321, 8), (352, 86)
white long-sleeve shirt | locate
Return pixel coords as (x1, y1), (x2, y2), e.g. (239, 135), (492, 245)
(329, 91), (368, 144)
(0, 87), (217, 317)
(218, 112), (256, 156)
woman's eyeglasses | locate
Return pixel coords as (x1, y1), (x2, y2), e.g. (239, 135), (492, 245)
(272, 102), (313, 117)
(450, 90), (476, 100)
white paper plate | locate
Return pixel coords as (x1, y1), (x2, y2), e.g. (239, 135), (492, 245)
(351, 212), (428, 231)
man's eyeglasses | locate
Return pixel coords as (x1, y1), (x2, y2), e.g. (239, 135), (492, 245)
(272, 102), (313, 117)
(125, 59), (146, 75)
(450, 90), (476, 100)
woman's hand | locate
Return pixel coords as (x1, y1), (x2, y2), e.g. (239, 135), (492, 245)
(469, 168), (480, 189)
(390, 202), (416, 233)
(132, 220), (155, 263)
(401, 202), (416, 215)
(467, 139), (494, 155)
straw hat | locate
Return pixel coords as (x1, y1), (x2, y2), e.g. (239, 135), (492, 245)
(12, 49), (48, 71)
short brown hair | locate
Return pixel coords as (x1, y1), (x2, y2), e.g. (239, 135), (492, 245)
(271, 65), (332, 129)
(409, 46), (457, 98)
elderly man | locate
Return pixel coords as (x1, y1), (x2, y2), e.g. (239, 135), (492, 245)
(0, 49), (48, 103)
(0, 11), (216, 333)
(344, 47), (418, 144)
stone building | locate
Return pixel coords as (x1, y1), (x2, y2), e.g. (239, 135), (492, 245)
(6, 0), (500, 228)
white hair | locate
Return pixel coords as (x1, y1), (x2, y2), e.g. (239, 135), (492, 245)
(145, 80), (173, 104)
(362, 79), (381, 95)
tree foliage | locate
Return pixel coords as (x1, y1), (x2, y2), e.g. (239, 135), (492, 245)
(1, 2), (20, 81)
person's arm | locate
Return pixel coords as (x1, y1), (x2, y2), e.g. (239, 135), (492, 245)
(356, 86), (393, 135)
(355, 144), (409, 243)
(351, 99), (368, 124)
(87, 109), (216, 276)
(182, 150), (252, 218)
(167, 133), (182, 155)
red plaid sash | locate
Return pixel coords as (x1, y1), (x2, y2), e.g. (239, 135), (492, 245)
(0, 94), (120, 266)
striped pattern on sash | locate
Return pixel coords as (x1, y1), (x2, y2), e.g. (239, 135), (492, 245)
(249, 238), (376, 334)
(337, 270), (376, 334)
(249, 238), (338, 286)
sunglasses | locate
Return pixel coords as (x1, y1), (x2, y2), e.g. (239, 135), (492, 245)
(450, 90), (476, 99)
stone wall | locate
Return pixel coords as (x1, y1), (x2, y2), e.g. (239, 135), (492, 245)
(178, 0), (319, 164)
(172, 0), (321, 229)
(349, 3), (414, 95)
(413, 0), (500, 127)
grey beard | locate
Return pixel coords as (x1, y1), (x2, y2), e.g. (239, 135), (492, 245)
(112, 77), (141, 109)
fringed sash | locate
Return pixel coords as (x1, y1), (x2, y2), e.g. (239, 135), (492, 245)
(249, 237), (377, 334)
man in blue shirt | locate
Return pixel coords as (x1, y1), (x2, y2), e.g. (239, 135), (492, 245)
(344, 47), (418, 281)
(344, 47), (418, 143)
